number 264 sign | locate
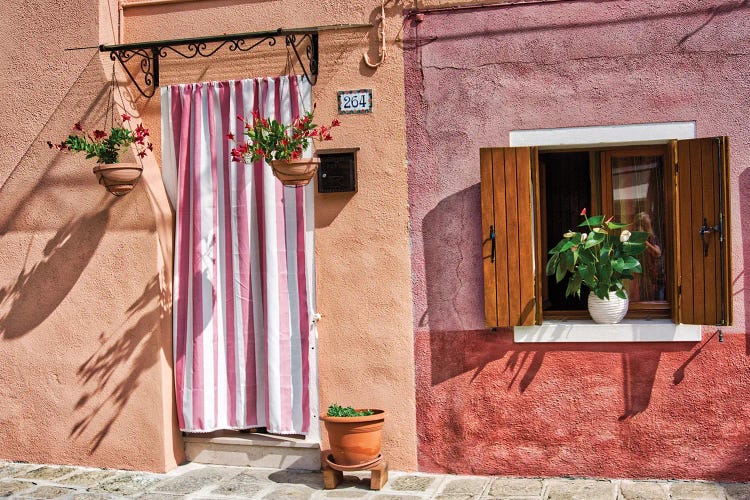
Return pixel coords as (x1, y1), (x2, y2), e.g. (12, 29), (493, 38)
(338, 89), (372, 114)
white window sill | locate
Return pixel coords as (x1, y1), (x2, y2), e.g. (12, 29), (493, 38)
(514, 320), (701, 343)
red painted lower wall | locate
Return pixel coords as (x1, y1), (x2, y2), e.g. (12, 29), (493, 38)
(415, 331), (750, 481)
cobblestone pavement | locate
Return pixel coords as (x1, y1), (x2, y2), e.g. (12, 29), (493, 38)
(1, 461), (749, 499)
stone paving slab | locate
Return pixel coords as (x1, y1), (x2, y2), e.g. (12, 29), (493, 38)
(618, 480), (669, 500)
(0, 460), (749, 499)
(545, 479), (617, 500)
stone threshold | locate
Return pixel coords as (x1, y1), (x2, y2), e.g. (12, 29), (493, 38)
(183, 430), (319, 449)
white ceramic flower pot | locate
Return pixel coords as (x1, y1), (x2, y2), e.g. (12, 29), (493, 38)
(587, 291), (629, 324)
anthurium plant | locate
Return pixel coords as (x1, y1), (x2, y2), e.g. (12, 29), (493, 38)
(229, 108), (340, 164)
(48, 114), (152, 164)
(546, 209), (649, 300)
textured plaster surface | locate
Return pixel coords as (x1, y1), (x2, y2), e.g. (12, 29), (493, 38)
(125, 0), (417, 470)
(405, 0), (750, 480)
(0, 0), (182, 472)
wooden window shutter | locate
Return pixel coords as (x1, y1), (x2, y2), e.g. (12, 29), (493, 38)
(671, 137), (732, 325)
(480, 147), (540, 327)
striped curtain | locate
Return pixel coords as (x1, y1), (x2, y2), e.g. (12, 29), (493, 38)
(160, 76), (317, 435)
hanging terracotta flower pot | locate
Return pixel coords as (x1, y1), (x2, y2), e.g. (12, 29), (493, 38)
(49, 114), (152, 197)
(228, 107), (341, 188)
(321, 408), (386, 466)
(270, 157), (320, 187)
(93, 162), (144, 196)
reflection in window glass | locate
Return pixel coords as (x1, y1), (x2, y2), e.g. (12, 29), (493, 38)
(611, 155), (667, 301)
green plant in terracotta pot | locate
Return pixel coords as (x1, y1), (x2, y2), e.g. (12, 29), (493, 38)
(320, 403), (386, 468)
(546, 209), (649, 324)
(229, 107), (340, 187)
(49, 114), (151, 196)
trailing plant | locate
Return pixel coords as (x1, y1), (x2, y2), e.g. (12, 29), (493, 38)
(546, 208), (649, 300)
(326, 403), (375, 418)
(48, 114), (152, 164)
(229, 107), (340, 164)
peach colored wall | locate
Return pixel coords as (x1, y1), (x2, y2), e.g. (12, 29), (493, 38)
(123, 0), (418, 469)
(0, 0), (182, 472)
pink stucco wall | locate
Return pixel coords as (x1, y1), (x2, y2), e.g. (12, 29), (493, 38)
(405, 0), (750, 480)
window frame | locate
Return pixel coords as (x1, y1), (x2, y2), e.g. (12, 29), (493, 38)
(538, 144), (672, 321)
(480, 135), (731, 335)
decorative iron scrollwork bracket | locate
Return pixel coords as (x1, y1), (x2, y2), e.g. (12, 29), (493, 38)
(100, 28), (332, 99)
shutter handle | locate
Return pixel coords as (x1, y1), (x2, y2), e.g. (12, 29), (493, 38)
(490, 225), (496, 263)
(699, 217), (720, 257)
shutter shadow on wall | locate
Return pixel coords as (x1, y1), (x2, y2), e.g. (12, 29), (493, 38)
(481, 138), (731, 329)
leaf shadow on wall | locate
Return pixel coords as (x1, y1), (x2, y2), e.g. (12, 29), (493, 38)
(0, 51), (124, 340)
(0, 201), (113, 340)
(70, 274), (167, 452)
(420, 185), (694, 419)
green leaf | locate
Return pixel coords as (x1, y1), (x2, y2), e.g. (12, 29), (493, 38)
(545, 255), (559, 276)
(565, 274), (583, 298)
(615, 289), (628, 299)
(578, 264), (596, 289)
(579, 215), (604, 227)
(623, 242), (646, 255)
(622, 256), (640, 270)
(612, 257), (625, 272)
(559, 240), (576, 253)
(606, 221), (630, 230)
(555, 260), (567, 283)
(562, 250), (575, 272)
(584, 231), (605, 248)
(549, 239), (567, 254)
(625, 231), (650, 244)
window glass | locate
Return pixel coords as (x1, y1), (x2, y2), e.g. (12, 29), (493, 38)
(611, 154), (667, 302)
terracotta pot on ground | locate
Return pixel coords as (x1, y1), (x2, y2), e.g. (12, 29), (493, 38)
(321, 409), (387, 466)
(270, 157), (320, 187)
(93, 163), (143, 196)
(587, 291), (629, 324)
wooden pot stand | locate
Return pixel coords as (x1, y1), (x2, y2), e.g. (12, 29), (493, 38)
(322, 453), (388, 491)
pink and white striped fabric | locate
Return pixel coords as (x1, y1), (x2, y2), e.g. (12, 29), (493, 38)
(160, 76), (317, 434)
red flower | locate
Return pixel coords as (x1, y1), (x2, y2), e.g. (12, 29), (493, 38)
(93, 130), (107, 139)
(137, 150), (147, 158)
(226, 132), (235, 141)
(46, 141), (53, 148)
(121, 113), (131, 122)
(147, 142), (154, 151)
(331, 118), (341, 127)
(580, 208), (587, 216)
(73, 122), (83, 131)
(323, 133), (333, 141)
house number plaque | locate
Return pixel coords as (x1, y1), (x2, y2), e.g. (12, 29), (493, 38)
(338, 89), (372, 114)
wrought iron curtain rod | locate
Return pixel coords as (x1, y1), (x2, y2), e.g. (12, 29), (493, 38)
(99, 24), (372, 98)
